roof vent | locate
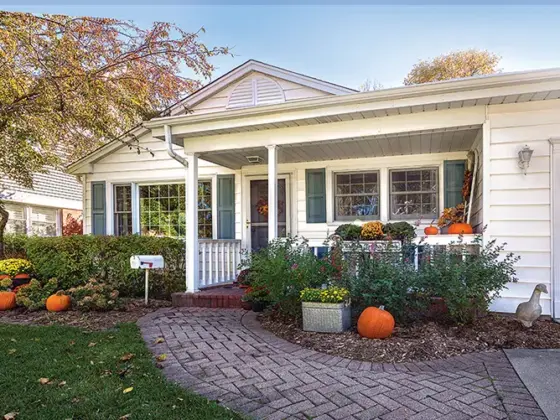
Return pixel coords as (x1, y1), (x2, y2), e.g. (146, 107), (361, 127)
(227, 75), (285, 109)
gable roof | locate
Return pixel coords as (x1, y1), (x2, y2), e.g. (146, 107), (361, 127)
(68, 59), (356, 173)
(167, 59), (357, 115)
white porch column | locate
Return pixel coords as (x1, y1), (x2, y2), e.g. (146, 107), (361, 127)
(185, 153), (199, 293)
(267, 145), (278, 241)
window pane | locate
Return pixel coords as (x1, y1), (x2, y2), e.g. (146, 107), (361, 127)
(114, 185), (132, 236)
(390, 168), (438, 219)
(334, 171), (379, 220)
(139, 182), (212, 238)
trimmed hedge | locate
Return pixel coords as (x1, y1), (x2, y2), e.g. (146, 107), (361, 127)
(3, 234), (185, 298)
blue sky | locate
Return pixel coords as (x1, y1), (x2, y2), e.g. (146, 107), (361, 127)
(4, 4), (560, 89)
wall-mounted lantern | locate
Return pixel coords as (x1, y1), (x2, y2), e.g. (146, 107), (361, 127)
(518, 145), (534, 175)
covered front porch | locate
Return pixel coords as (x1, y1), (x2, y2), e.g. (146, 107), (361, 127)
(155, 113), (486, 293)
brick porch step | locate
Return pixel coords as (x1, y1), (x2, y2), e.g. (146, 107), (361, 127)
(171, 284), (245, 308)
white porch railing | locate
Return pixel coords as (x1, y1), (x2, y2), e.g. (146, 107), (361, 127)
(199, 239), (242, 288)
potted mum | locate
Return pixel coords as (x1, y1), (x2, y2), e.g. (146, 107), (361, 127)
(300, 286), (351, 333)
(0, 259), (33, 287)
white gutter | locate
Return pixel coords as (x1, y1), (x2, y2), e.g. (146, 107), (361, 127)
(165, 125), (188, 167)
(145, 67), (560, 129)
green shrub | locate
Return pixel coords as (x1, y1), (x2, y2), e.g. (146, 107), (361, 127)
(67, 278), (120, 311)
(16, 278), (58, 311)
(343, 244), (425, 323)
(334, 224), (362, 241)
(418, 237), (519, 324)
(245, 236), (335, 317)
(3, 234), (185, 298)
(383, 222), (416, 242)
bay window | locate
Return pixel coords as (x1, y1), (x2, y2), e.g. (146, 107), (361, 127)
(334, 171), (379, 220)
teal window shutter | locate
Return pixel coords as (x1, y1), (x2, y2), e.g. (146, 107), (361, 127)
(444, 160), (466, 208)
(217, 175), (235, 239)
(91, 181), (106, 235)
(306, 169), (326, 223)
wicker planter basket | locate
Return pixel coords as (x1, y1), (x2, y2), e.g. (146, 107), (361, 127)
(302, 301), (351, 333)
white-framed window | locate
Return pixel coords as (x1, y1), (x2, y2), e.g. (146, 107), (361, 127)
(334, 171), (380, 220)
(4, 203), (27, 234)
(114, 184), (132, 236)
(390, 168), (438, 220)
(139, 181), (212, 239)
(30, 206), (57, 236)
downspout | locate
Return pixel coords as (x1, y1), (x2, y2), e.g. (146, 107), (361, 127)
(466, 149), (479, 225)
(165, 125), (188, 168)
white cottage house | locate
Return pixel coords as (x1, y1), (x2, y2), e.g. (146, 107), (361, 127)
(68, 60), (560, 320)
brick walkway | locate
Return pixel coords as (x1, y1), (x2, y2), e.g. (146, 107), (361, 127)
(138, 308), (546, 420)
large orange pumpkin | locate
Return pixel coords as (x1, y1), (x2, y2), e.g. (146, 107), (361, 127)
(46, 294), (71, 312)
(357, 306), (395, 339)
(448, 223), (473, 235)
(0, 291), (16, 311)
(424, 226), (438, 235)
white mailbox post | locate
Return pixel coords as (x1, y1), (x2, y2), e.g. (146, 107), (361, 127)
(130, 255), (165, 305)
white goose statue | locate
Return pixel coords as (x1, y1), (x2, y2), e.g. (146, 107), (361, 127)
(515, 283), (548, 328)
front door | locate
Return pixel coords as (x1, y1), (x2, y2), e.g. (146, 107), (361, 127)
(249, 179), (287, 251)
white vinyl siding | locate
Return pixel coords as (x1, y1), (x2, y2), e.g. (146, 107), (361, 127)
(486, 100), (560, 316)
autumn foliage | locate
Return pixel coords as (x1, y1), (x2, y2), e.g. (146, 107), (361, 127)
(404, 49), (501, 85)
(0, 12), (229, 189)
(62, 214), (83, 236)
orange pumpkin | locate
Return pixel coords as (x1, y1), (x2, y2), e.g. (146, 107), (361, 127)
(0, 291), (16, 311)
(357, 306), (395, 339)
(46, 294), (71, 312)
(448, 223), (473, 235)
(424, 226), (438, 235)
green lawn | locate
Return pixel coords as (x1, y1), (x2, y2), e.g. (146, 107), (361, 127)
(0, 323), (242, 420)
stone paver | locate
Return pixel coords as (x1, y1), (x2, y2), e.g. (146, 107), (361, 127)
(138, 308), (546, 419)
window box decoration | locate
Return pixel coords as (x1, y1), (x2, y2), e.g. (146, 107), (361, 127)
(300, 287), (351, 333)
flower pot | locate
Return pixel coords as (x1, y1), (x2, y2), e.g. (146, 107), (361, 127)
(302, 301), (351, 333)
(251, 301), (268, 312)
(424, 226), (438, 235)
(0, 291), (16, 311)
(12, 273), (31, 288)
(448, 223), (473, 235)
(241, 300), (252, 310)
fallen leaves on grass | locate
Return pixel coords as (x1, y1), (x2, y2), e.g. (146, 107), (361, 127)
(3, 412), (18, 420)
(123, 387), (134, 394)
(38, 378), (50, 385)
(58, 381), (66, 387)
(120, 353), (135, 362)
(7, 349), (16, 355)
(88, 342), (96, 347)
(155, 354), (167, 362)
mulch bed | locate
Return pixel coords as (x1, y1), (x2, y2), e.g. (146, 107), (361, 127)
(260, 312), (560, 363)
(0, 299), (171, 331)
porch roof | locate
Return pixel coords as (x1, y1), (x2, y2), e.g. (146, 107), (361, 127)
(145, 67), (560, 145)
(199, 125), (481, 169)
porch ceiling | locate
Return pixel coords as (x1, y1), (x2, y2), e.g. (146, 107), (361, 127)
(199, 125), (481, 169)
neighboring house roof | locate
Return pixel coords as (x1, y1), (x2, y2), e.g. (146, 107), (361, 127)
(2, 169), (82, 203)
(68, 59), (356, 173)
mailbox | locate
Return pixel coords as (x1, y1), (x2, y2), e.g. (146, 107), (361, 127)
(130, 255), (165, 270)
(130, 255), (165, 305)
